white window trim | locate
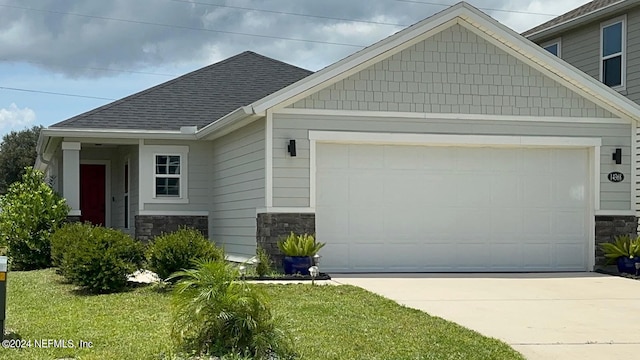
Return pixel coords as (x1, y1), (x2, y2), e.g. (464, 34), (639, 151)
(600, 15), (627, 91)
(153, 153), (183, 198)
(541, 37), (561, 57)
(139, 145), (189, 204)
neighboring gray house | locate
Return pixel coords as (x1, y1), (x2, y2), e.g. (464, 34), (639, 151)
(524, 0), (640, 243)
(37, 2), (640, 272)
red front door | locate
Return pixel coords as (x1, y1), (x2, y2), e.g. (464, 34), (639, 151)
(80, 164), (106, 226)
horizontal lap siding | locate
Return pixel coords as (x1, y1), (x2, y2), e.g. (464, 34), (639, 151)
(210, 119), (265, 256)
(273, 113), (631, 211)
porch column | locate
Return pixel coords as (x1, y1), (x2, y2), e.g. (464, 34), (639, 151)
(62, 142), (81, 216)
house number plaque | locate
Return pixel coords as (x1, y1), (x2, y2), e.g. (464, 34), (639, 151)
(608, 172), (624, 183)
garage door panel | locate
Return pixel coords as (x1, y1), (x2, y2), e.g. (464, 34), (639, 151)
(349, 174), (383, 206)
(459, 209), (492, 236)
(490, 244), (523, 267)
(523, 176), (553, 207)
(316, 206), (349, 237)
(349, 145), (383, 169)
(317, 172), (348, 206)
(491, 175), (521, 207)
(523, 149), (552, 174)
(455, 148), (490, 171)
(553, 211), (586, 235)
(321, 242), (350, 271)
(488, 148), (521, 172)
(421, 147), (456, 170)
(349, 207), (384, 238)
(317, 144), (349, 169)
(384, 146), (422, 169)
(523, 244), (552, 267)
(455, 174), (493, 207)
(316, 144), (590, 272)
(522, 209), (552, 234)
(554, 244), (586, 268)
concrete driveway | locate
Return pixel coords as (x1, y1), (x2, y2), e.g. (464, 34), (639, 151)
(333, 273), (640, 360)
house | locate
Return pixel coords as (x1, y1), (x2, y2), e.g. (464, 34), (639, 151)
(524, 0), (640, 257)
(36, 2), (640, 272)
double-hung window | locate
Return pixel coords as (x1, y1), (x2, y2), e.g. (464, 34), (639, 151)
(601, 16), (626, 89)
(155, 155), (181, 197)
(542, 39), (561, 57)
(140, 144), (188, 204)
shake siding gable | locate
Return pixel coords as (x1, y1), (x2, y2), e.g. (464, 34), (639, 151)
(288, 24), (615, 118)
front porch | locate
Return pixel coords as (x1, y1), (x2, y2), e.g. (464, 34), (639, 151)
(37, 138), (209, 241)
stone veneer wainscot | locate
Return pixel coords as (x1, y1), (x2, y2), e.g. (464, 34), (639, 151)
(134, 215), (208, 242)
(256, 213), (315, 269)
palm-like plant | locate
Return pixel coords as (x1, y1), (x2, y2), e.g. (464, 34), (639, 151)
(277, 232), (325, 257)
(600, 234), (640, 262)
(168, 259), (295, 359)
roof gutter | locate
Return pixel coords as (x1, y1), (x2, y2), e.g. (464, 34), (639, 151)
(196, 106), (260, 139)
(526, 0), (639, 41)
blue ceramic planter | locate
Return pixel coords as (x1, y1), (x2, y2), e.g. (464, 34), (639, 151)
(283, 256), (313, 275)
(616, 257), (640, 275)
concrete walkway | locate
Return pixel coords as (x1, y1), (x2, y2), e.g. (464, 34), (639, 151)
(333, 273), (640, 360)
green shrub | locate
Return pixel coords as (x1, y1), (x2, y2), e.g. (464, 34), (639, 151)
(277, 232), (325, 257)
(169, 260), (295, 359)
(0, 167), (69, 270)
(54, 224), (145, 293)
(255, 246), (272, 277)
(50, 222), (93, 273)
(601, 234), (640, 263)
(147, 227), (224, 281)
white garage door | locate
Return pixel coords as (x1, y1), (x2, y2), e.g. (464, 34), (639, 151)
(316, 144), (590, 272)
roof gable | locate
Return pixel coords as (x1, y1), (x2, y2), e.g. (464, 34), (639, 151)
(248, 2), (640, 122)
(287, 24), (615, 119)
(51, 51), (312, 130)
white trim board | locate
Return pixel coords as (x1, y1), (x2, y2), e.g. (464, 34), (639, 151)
(276, 108), (629, 124)
(595, 210), (636, 216)
(137, 210), (209, 216)
(265, 111), (274, 208)
(308, 131), (602, 148)
(256, 207), (315, 215)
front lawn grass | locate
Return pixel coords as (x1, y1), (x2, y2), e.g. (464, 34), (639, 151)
(0, 269), (524, 360)
(262, 284), (524, 360)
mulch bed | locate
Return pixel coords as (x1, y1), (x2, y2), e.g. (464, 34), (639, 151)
(595, 268), (640, 280)
(244, 272), (331, 281)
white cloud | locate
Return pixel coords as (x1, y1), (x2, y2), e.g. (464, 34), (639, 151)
(0, 103), (36, 132)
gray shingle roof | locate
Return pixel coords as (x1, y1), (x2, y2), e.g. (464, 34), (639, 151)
(51, 51), (313, 130)
(522, 0), (623, 36)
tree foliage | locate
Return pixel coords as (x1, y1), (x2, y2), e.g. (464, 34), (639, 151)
(0, 167), (69, 270)
(0, 126), (43, 194)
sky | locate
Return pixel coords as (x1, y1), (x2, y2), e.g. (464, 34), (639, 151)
(0, 0), (593, 138)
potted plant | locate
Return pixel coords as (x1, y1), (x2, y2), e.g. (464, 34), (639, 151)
(600, 234), (640, 274)
(277, 232), (325, 275)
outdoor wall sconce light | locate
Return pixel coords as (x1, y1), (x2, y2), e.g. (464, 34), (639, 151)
(287, 139), (297, 157)
(613, 148), (622, 164)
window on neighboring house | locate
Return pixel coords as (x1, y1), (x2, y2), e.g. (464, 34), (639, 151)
(542, 39), (561, 57)
(124, 159), (129, 229)
(601, 17), (626, 88)
(154, 155), (181, 197)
